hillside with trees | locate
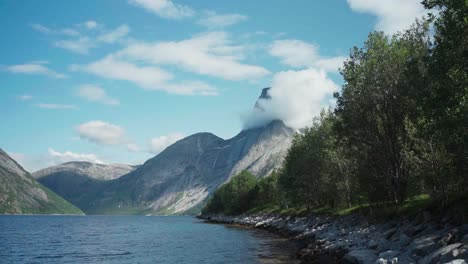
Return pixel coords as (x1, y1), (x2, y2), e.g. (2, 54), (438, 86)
(202, 0), (467, 217)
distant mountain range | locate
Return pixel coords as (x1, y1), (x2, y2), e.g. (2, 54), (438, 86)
(34, 162), (138, 181)
(32, 162), (137, 211)
(0, 149), (83, 215)
(6, 88), (295, 215)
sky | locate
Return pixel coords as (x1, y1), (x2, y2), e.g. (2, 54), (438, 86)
(0, 0), (428, 171)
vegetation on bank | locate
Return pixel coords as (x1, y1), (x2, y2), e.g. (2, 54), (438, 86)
(202, 0), (467, 218)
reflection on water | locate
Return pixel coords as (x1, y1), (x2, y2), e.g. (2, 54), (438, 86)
(225, 225), (301, 264)
(0, 215), (300, 264)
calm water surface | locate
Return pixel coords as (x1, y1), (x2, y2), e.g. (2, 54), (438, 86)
(0, 215), (299, 263)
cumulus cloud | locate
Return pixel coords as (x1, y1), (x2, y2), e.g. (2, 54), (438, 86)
(269, 39), (346, 72)
(126, 143), (141, 152)
(77, 84), (120, 105)
(347, 0), (427, 34)
(243, 68), (339, 129)
(73, 55), (218, 95)
(129, 0), (194, 19)
(148, 133), (184, 154)
(3, 63), (67, 79)
(77, 120), (126, 145)
(47, 148), (104, 164)
(118, 31), (270, 81)
(84, 20), (99, 29)
(55, 37), (95, 54)
(97, 24), (130, 43)
(7, 149), (104, 172)
(35, 103), (78, 110)
(197, 11), (248, 29)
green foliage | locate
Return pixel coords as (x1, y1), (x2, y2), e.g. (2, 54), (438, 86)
(202, 170), (257, 215)
(202, 1), (467, 217)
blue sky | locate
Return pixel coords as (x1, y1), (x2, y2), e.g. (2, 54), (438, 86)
(0, 0), (427, 171)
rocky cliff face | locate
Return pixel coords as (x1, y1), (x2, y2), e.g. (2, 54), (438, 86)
(0, 149), (83, 215)
(86, 119), (294, 215)
(36, 88), (295, 215)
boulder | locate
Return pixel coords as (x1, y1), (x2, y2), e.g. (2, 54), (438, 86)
(342, 249), (378, 264)
(378, 250), (399, 259)
(444, 260), (466, 264)
(408, 234), (440, 257)
(420, 243), (463, 264)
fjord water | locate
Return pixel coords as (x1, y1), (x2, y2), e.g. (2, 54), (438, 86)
(0, 215), (299, 263)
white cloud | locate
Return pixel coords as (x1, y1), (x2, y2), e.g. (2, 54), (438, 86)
(77, 84), (120, 105)
(148, 133), (184, 154)
(129, 0), (194, 19)
(34, 22), (129, 54)
(47, 148), (104, 164)
(347, 0), (427, 34)
(55, 37), (95, 54)
(31, 23), (79, 36)
(77, 120), (126, 145)
(31, 23), (53, 34)
(74, 55), (218, 95)
(35, 103), (78, 110)
(119, 31), (270, 81)
(97, 24), (130, 43)
(18, 95), (33, 101)
(3, 63), (67, 79)
(7, 149), (105, 172)
(197, 11), (248, 28)
(126, 143), (141, 152)
(243, 68), (339, 129)
(84, 20), (99, 29)
(269, 39), (345, 72)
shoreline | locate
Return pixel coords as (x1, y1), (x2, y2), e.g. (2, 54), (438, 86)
(198, 210), (468, 263)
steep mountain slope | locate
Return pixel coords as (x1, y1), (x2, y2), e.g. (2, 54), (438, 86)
(0, 149), (83, 215)
(82, 119), (294, 215)
(36, 88), (295, 215)
(82, 88), (294, 215)
(32, 162), (137, 210)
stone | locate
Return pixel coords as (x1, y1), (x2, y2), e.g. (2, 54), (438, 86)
(396, 234), (411, 248)
(383, 228), (398, 240)
(408, 234), (440, 257)
(379, 250), (399, 259)
(420, 243), (462, 264)
(444, 260), (466, 264)
(375, 258), (387, 264)
(342, 249), (378, 264)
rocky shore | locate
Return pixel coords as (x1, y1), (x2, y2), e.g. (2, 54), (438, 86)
(199, 211), (468, 264)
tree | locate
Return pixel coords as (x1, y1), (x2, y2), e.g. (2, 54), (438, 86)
(418, 0), (468, 202)
(202, 170), (257, 215)
(335, 23), (431, 204)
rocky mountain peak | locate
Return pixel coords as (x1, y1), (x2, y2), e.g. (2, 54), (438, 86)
(254, 87), (271, 110)
(259, 87), (271, 100)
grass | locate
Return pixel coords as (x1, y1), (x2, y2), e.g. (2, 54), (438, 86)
(244, 194), (436, 220)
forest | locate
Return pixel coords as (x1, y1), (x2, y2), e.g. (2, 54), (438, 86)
(202, 0), (467, 217)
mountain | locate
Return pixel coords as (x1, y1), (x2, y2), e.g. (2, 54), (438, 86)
(33, 162), (137, 210)
(34, 162), (137, 180)
(85, 119), (294, 215)
(36, 88), (295, 215)
(0, 149), (83, 215)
